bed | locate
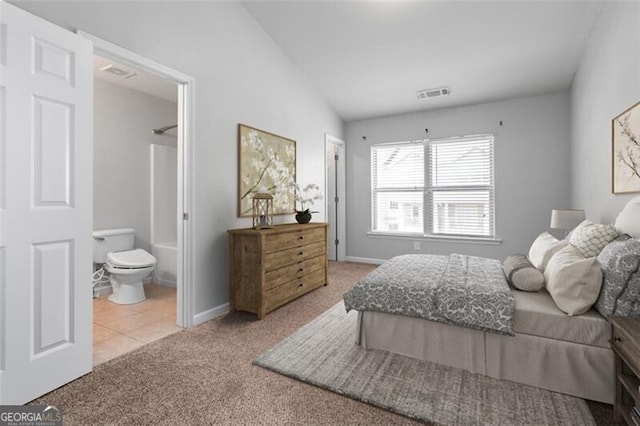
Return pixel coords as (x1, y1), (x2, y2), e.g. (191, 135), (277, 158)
(344, 198), (640, 405)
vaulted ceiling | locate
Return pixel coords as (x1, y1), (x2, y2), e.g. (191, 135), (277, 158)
(242, 1), (603, 121)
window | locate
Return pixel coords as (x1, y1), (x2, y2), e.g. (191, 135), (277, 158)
(371, 135), (495, 238)
(371, 142), (424, 234)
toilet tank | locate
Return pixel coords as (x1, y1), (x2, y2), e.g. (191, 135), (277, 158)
(93, 228), (135, 263)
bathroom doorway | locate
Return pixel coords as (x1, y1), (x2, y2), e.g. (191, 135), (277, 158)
(84, 32), (195, 365)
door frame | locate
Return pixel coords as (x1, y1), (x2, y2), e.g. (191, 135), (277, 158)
(324, 133), (346, 261)
(78, 31), (196, 328)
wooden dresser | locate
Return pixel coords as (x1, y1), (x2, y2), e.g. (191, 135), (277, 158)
(610, 315), (640, 425)
(227, 223), (328, 319)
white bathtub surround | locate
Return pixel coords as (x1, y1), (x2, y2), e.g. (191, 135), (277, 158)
(153, 241), (177, 287)
(151, 143), (178, 287)
(150, 144), (178, 245)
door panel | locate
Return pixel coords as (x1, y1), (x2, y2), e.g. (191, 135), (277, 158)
(32, 240), (73, 356)
(32, 95), (74, 207)
(326, 142), (337, 261)
(0, 87), (5, 210)
(0, 247), (5, 374)
(0, 1), (93, 404)
(0, 23), (6, 405)
(0, 22), (6, 67)
(33, 37), (75, 85)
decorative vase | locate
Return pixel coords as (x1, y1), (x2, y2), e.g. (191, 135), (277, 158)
(295, 211), (312, 224)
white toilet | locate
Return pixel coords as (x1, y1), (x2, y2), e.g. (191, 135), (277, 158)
(93, 228), (157, 305)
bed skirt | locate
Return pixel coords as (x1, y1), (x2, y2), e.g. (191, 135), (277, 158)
(356, 310), (614, 404)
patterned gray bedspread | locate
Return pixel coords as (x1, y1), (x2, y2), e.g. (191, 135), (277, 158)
(343, 254), (515, 335)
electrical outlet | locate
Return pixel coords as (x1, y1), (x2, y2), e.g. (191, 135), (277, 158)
(414, 241), (420, 250)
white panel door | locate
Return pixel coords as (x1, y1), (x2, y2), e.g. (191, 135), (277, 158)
(325, 142), (338, 261)
(0, 1), (93, 404)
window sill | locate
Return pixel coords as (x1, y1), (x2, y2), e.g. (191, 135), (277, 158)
(366, 231), (502, 245)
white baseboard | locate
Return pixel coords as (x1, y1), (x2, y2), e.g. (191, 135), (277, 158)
(344, 256), (386, 265)
(154, 277), (177, 288)
(193, 302), (230, 326)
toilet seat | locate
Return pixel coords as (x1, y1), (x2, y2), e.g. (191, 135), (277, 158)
(107, 249), (156, 269)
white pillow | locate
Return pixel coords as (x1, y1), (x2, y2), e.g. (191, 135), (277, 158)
(615, 196), (640, 237)
(544, 245), (603, 316)
(569, 220), (618, 257)
(528, 232), (568, 272)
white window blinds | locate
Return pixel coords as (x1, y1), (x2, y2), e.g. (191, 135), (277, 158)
(371, 143), (424, 233)
(371, 135), (495, 238)
(429, 136), (494, 237)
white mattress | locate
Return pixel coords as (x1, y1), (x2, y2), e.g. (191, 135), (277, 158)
(512, 288), (610, 348)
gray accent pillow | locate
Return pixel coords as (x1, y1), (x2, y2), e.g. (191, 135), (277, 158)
(595, 235), (640, 316)
(503, 254), (544, 292)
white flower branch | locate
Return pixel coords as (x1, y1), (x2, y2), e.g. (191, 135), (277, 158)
(289, 182), (323, 213)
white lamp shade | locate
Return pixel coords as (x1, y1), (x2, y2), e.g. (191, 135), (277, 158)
(550, 209), (585, 230)
(615, 196), (640, 237)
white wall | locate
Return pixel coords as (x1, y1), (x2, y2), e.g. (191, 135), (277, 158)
(570, 1), (640, 223)
(345, 92), (571, 261)
(14, 2), (344, 316)
(94, 79), (177, 252)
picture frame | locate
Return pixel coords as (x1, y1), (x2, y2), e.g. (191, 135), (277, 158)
(612, 101), (640, 194)
(238, 124), (296, 217)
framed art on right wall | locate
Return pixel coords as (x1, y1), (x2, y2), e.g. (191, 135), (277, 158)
(612, 101), (640, 194)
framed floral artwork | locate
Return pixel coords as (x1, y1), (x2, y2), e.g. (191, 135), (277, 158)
(612, 101), (640, 194)
(238, 124), (296, 217)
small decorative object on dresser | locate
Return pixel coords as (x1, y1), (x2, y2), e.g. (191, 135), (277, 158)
(295, 211), (311, 224)
(228, 223), (328, 319)
(252, 187), (273, 229)
(290, 182), (323, 224)
(610, 315), (640, 425)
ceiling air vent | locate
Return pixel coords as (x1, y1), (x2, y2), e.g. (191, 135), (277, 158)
(99, 64), (137, 79)
(417, 86), (450, 100)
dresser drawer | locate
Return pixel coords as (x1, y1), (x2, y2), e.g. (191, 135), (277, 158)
(264, 241), (325, 271)
(612, 324), (640, 376)
(264, 268), (326, 312)
(264, 255), (325, 290)
(263, 226), (325, 253)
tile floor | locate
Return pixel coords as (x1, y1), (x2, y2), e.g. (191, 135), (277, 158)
(93, 283), (180, 366)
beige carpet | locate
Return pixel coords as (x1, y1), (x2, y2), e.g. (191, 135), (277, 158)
(255, 301), (595, 425)
(33, 261), (618, 425)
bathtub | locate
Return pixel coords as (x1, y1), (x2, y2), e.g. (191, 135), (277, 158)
(152, 241), (177, 287)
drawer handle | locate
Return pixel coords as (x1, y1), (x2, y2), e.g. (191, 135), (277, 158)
(298, 251), (304, 256)
(298, 283), (303, 288)
(299, 236), (304, 240)
(298, 268), (304, 272)
(614, 336), (622, 343)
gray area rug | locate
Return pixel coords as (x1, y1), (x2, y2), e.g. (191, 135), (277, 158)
(254, 302), (596, 425)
